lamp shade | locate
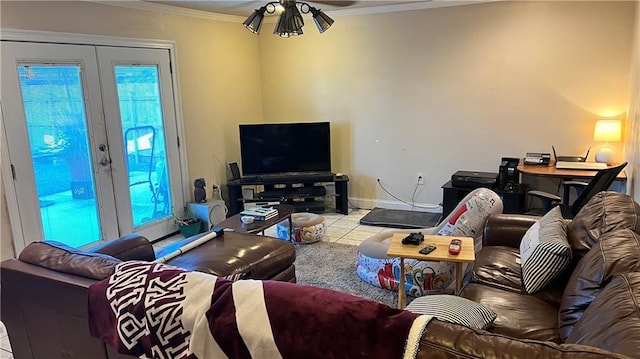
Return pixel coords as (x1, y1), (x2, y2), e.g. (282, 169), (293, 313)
(274, 1), (304, 37)
(593, 119), (621, 142)
(243, 6), (267, 34)
(310, 8), (334, 33)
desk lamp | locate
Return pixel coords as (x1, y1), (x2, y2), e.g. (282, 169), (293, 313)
(593, 119), (622, 165)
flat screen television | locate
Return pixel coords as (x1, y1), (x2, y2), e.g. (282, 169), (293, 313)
(239, 122), (331, 176)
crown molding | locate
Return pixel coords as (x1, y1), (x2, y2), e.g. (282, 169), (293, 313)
(90, 1), (246, 22)
(0, 27), (176, 48)
(328, 1), (498, 17)
(91, 0), (497, 23)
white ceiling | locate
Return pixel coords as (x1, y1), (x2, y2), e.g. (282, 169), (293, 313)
(148, 1), (421, 16)
(138, 0), (482, 18)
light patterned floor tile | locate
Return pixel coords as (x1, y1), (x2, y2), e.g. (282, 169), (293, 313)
(335, 237), (363, 246)
(353, 224), (384, 234)
(341, 230), (376, 241)
(328, 219), (359, 230)
(0, 349), (12, 359)
(263, 226), (278, 238)
(344, 209), (370, 220)
(325, 227), (352, 238)
(321, 214), (345, 225)
(322, 236), (341, 243)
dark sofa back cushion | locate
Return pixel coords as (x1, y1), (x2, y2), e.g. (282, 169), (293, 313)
(19, 241), (122, 280)
(88, 233), (155, 262)
(566, 272), (640, 357)
(568, 191), (640, 258)
(559, 229), (640, 341)
(419, 319), (631, 359)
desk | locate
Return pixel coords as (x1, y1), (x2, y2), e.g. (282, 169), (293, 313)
(386, 233), (475, 309)
(517, 160), (627, 207)
(517, 161), (627, 181)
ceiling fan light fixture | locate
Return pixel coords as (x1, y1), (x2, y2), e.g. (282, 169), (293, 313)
(310, 7), (334, 33)
(245, 1), (335, 37)
(243, 6), (267, 34)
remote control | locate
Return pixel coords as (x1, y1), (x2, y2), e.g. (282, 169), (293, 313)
(419, 245), (437, 255)
(449, 239), (461, 255)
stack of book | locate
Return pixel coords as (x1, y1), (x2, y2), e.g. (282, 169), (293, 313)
(240, 207), (279, 221)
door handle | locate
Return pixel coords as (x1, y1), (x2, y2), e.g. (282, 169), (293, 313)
(99, 157), (111, 167)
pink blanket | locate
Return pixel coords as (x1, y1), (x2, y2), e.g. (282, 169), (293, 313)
(88, 261), (431, 359)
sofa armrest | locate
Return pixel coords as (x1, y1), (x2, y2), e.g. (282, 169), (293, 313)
(417, 319), (629, 358)
(482, 214), (539, 249)
(87, 234), (156, 262)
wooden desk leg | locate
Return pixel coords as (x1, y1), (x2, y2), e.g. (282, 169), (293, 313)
(398, 258), (406, 309)
(455, 262), (463, 295)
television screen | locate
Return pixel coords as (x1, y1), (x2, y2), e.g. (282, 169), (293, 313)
(239, 122), (331, 176)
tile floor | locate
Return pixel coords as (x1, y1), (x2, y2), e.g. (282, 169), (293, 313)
(1, 208), (398, 358)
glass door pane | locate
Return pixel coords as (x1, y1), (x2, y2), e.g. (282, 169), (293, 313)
(97, 46), (183, 240)
(17, 64), (100, 247)
(115, 65), (172, 227)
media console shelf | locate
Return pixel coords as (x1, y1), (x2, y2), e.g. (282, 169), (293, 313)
(227, 174), (349, 216)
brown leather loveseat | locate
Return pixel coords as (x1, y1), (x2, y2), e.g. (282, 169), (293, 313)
(1, 230), (296, 358)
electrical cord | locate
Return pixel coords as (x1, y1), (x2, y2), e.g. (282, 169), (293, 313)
(410, 182), (419, 211)
(376, 178), (440, 210)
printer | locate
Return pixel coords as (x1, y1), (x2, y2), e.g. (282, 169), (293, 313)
(451, 170), (498, 188)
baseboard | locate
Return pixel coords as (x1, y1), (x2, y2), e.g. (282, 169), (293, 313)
(349, 197), (442, 213)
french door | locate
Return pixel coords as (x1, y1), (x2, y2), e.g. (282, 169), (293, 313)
(1, 41), (185, 251)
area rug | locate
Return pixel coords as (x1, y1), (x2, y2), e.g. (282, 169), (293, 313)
(294, 241), (401, 307)
(359, 207), (441, 229)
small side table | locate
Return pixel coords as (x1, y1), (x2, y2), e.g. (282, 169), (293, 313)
(386, 233), (475, 309)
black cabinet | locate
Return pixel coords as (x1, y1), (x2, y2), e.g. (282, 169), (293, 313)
(441, 180), (527, 218)
(227, 174), (349, 216)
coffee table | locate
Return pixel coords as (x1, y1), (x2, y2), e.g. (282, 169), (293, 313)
(386, 233), (475, 309)
(217, 204), (295, 238)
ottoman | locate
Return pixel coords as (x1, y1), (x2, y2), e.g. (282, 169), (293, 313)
(277, 212), (326, 244)
(158, 231), (297, 282)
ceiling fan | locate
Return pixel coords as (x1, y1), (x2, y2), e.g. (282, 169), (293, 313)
(243, 0), (355, 36)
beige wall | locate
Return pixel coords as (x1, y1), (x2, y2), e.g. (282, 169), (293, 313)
(0, 1), (638, 256)
(257, 1), (636, 207)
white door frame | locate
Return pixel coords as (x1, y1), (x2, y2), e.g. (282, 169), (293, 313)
(0, 28), (190, 251)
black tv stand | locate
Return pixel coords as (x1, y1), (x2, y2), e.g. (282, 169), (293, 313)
(227, 173), (349, 216)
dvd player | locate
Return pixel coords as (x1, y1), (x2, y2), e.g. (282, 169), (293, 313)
(451, 170), (498, 188)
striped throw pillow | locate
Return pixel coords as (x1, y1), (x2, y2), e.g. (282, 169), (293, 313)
(405, 295), (497, 330)
(520, 206), (572, 294)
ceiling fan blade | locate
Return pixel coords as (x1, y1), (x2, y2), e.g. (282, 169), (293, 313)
(311, 1), (357, 7)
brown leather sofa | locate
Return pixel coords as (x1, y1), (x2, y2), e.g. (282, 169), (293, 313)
(418, 191), (640, 358)
(1, 231), (296, 359)
(2, 192), (639, 359)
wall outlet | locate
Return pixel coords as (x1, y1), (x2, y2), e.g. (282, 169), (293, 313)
(417, 173), (425, 185)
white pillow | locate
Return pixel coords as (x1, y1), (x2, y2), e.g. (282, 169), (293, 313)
(405, 295), (497, 330)
(520, 207), (572, 294)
